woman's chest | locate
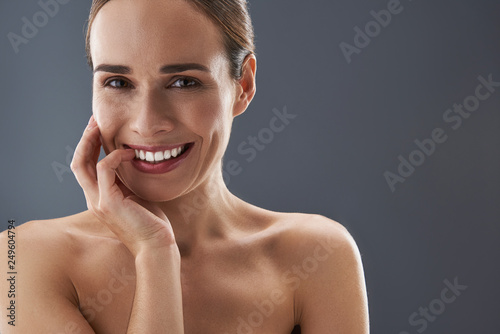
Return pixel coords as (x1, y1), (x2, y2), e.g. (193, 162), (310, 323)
(74, 244), (297, 334)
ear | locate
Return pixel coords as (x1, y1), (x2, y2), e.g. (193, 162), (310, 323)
(232, 54), (257, 117)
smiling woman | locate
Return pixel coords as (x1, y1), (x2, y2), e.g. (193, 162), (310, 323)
(0, 0), (368, 333)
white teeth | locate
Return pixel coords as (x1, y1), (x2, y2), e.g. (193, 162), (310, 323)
(133, 145), (187, 163)
(145, 151), (154, 162)
(164, 150), (171, 160)
(154, 151), (164, 162)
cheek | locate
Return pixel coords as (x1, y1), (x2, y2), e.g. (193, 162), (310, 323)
(189, 90), (234, 163)
(93, 94), (128, 152)
(188, 95), (229, 144)
(93, 93), (126, 125)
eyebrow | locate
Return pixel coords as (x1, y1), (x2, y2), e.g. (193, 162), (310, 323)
(93, 63), (211, 75)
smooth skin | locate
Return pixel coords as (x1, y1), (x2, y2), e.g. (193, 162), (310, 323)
(0, 0), (369, 333)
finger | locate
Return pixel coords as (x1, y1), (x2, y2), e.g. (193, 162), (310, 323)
(71, 116), (102, 198)
(96, 148), (136, 206)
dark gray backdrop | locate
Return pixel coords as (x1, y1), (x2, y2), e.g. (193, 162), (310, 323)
(1, 0), (499, 333)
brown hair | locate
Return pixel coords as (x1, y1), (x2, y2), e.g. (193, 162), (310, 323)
(84, 0), (255, 79)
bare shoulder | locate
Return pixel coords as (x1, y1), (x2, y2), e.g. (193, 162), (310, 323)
(268, 212), (357, 261)
(0, 215), (80, 280)
(7, 211), (129, 288)
(273, 212), (364, 280)
(0, 212), (99, 306)
(1, 211), (108, 269)
(255, 210), (362, 286)
(0, 212), (106, 333)
(266, 212), (369, 332)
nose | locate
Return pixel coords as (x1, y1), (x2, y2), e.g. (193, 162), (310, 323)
(129, 89), (176, 137)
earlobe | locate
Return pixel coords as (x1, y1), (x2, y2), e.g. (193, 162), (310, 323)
(233, 54), (257, 117)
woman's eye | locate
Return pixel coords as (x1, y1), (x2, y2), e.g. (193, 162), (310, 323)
(171, 78), (199, 89)
(105, 79), (130, 89)
(102, 77), (199, 90)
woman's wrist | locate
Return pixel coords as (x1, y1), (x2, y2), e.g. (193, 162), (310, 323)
(128, 237), (184, 333)
(134, 242), (181, 265)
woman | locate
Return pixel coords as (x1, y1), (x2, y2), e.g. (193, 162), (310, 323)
(0, 0), (369, 333)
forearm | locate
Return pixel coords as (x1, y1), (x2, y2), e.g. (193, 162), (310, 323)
(126, 245), (184, 334)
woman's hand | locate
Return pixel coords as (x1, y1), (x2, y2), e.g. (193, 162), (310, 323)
(71, 115), (177, 257)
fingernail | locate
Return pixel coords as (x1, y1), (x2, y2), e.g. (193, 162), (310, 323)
(87, 115), (97, 129)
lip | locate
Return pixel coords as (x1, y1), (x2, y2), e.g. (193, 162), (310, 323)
(128, 142), (194, 174)
(125, 143), (191, 152)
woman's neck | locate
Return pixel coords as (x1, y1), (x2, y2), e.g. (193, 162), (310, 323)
(156, 171), (246, 252)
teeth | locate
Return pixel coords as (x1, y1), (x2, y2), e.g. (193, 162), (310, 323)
(154, 151), (164, 162)
(145, 151), (154, 162)
(133, 145), (187, 163)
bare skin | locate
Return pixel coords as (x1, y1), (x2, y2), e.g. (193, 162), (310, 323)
(1, 209), (367, 334)
(0, 0), (369, 333)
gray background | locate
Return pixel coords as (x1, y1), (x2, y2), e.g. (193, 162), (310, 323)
(1, 0), (499, 333)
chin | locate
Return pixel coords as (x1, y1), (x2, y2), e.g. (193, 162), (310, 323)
(114, 170), (182, 203)
(126, 180), (186, 203)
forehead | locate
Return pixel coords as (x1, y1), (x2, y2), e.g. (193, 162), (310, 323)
(90, 0), (225, 70)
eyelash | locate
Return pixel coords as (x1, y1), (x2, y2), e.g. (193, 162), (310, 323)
(102, 77), (201, 90)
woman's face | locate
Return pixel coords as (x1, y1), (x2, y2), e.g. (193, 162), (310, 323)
(90, 0), (244, 202)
